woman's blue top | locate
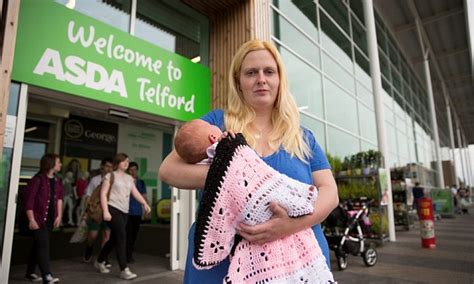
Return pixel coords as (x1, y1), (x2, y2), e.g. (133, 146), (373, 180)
(183, 109), (331, 283)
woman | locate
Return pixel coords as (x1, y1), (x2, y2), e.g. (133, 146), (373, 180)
(94, 153), (151, 280)
(24, 153), (63, 283)
(159, 39), (339, 283)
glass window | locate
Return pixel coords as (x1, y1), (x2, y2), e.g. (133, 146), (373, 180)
(327, 126), (360, 158)
(357, 83), (373, 109)
(355, 50), (371, 88)
(320, 0), (349, 35)
(384, 104), (394, 125)
(320, 11), (352, 71)
(273, 11), (320, 68)
(279, 45), (323, 119)
(388, 41), (399, 68)
(352, 14), (367, 55)
(379, 53), (390, 80)
(324, 78), (358, 133)
(361, 141), (378, 152)
(301, 114), (326, 152)
(350, 0), (365, 25)
(391, 66), (402, 93)
(22, 142), (47, 160)
(135, 1), (205, 60)
(397, 131), (409, 159)
(273, 0), (318, 42)
(358, 103), (377, 143)
(323, 52), (354, 93)
(56, 0), (131, 32)
(408, 138), (416, 162)
(386, 122), (397, 154)
(382, 87), (392, 109)
(375, 19), (387, 54)
(0, 83), (21, 257)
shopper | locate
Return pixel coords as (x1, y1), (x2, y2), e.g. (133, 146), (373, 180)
(125, 161), (148, 263)
(24, 153), (64, 283)
(82, 157), (113, 263)
(62, 171), (76, 226)
(95, 153), (151, 280)
(74, 171), (89, 225)
(412, 182), (425, 213)
(159, 39), (338, 283)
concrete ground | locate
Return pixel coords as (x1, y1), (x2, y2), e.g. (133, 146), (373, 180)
(8, 205), (474, 283)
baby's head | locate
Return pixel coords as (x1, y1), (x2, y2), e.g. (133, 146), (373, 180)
(175, 120), (222, 164)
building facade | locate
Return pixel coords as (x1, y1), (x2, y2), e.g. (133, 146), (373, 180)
(0, 0), (472, 280)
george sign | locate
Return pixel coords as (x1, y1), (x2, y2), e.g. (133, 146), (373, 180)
(61, 115), (118, 159)
(12, 0), (210, 121)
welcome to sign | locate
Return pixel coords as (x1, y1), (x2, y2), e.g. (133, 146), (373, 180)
(12, 0), (210, 121)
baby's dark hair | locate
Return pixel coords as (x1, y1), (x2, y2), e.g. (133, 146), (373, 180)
(174, 120), (212, 164)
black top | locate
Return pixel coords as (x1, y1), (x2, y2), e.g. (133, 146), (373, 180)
(412, 186), (424, 200)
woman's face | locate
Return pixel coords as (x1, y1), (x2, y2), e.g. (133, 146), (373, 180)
(238, 49), (280, 111)
(53, 158), (62, 173)
(118, 158), (129, 171)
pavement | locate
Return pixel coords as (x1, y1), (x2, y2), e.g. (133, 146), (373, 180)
(8, 205), (474, 283)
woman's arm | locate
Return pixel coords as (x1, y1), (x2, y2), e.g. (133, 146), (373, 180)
(237, 169), (338, 244)
(100, 175), (112, 221)
(131, 184), (151, 213)
(159, 149), (210, 189)
(54, 199), (63, 228)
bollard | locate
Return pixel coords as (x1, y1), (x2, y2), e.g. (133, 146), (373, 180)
(418, 198), (436, 248)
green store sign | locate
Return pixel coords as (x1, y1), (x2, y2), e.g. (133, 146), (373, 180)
(12, 0), (210, 121)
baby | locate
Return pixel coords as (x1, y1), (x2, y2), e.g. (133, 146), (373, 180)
(174, 119), (223, 164)
(174, 120), (334, 283)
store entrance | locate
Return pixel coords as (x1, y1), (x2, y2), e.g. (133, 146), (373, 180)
(10, 86), (175, 271)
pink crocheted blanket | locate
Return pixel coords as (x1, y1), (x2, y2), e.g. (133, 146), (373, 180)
(193, 134), (334, 283)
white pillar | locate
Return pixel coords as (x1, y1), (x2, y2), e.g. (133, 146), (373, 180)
(462, 136), (472, 186)
(444, 92), (459, 188)
(363, 0), (396, 242)
(422, 56), (444, 188)
(456, 126), (466, 184)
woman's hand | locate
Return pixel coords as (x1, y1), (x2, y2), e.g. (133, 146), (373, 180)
(54, 215), (62, 228)
(143, 203), (151, 214)
(237, 202), (298, 245)
(29, 219), (39, 230)
(103, 210), (112, 221)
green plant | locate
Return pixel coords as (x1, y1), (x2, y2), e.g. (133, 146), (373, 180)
(369, 212), (389, 237)
(337, 180), (378, 201)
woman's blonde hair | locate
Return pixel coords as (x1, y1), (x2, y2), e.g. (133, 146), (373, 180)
(224, 39), (310, 161)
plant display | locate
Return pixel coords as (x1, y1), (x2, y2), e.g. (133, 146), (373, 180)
(337, 180), (378, 201)
(369, 212), (388, 238)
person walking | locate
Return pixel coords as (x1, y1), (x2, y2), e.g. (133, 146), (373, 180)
(159, 39), (338, 283)
(95, 153), (151, 280)
(82, 157), (113, 264)
(24, 153), (64, 283)
(126, 161), (148, 263)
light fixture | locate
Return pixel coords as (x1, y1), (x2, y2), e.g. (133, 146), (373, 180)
(65, 0), (76, 9)
(298, 105), (309, 111)
(191, 56), (201, 63)
(109, 108), (129, 119)
(24, 126), (38, 133)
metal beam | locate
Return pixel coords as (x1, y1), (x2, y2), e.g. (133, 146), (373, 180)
(412, 47), (469, 64)
(395, 6), (464, 33)
(406, 0), (465, 147)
